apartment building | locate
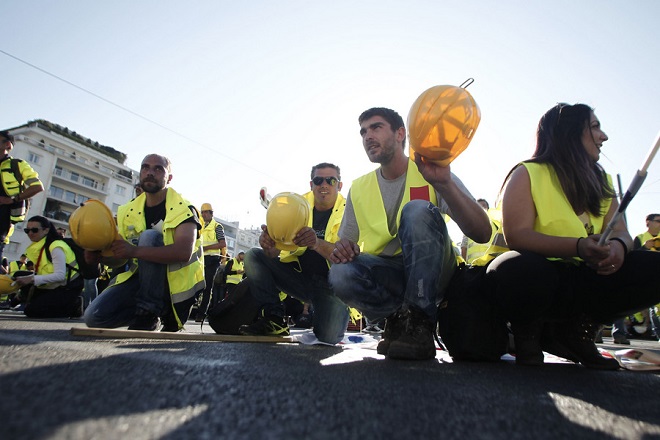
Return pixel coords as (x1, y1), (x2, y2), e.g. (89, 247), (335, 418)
(3, 119), (138, 261)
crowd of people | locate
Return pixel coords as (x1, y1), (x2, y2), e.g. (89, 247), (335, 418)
(1, 104), (659, 368)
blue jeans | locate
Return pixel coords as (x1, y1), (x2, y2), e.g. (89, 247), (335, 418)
(82, 278), (98, 310)
(245, 247), (349, 344)
(329, 200), (456, 321)
(84, 230), (169, 328)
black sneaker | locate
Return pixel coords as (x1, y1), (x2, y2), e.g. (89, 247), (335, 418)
(128, 312), (160, 331)
(160, 313), (181, 332)
(387, 306), (436, 360)
(239, 312), (290, 337)
(377, 312), (404, 355)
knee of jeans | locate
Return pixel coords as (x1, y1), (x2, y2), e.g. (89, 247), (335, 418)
(329, 265), (350, 291)
(138, 229), (163, 247)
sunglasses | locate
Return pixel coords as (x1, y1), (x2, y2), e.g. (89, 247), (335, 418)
(312, 176), (339, 186)
(24, 227), (42, 234)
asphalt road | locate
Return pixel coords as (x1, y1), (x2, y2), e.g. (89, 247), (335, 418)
(1, 312), (659, 440)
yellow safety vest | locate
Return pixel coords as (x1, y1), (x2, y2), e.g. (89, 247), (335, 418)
(524, 162), (612, 262)
(636, 231), (659, 251)
(111, 188), (205, 307)
(202, 218), (224, 257)
(0, 157), (41, 223)
(8, 260), (27, 274)
(352, 159), (437, 255)
(225, 257), (244, 285)
(279, 191), (346, 268)
(25, 237), (79, 289)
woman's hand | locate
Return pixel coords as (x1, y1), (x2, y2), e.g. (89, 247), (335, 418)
(580, 235), (625, 275)
(14, 274), (34, 287)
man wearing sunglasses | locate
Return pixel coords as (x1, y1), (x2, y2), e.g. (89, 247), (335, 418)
(0, 131), (44, 265)
(84, 154), (204, 332)
(240, 163), (350, 344)
(329, 108), (491, 360)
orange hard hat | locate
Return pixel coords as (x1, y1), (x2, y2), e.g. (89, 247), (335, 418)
(407, 80), (481, 166)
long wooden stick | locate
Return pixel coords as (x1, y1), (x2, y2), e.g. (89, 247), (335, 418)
(71, 327), (296, 343)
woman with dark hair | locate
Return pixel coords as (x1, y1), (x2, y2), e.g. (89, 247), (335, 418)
(488, 103), (660, 369)
(13, 215), (83, 318)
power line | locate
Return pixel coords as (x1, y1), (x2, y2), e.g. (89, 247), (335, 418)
(0, 48), (286, 184)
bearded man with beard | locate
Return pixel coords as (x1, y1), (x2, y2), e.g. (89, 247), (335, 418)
(329, 108), (491, 360)
(84, 154), (204, 332)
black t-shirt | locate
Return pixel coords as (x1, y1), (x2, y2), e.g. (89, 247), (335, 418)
(144, 199), (199, 231)
(297, 207), (332, 275)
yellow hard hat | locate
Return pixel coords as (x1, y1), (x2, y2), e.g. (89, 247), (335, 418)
(266, 192), (310, 251)
(0, 274), (19, 296)
(68, 199), (120, 251)
(407, 81), (481, 167)
(201, 203), (213, 212)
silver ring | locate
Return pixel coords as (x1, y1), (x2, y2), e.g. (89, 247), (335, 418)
(611, 264), (615, 269)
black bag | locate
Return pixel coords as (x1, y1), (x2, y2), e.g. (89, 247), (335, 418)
(207, 280), (261, 335)
(437, 263), (509, 362)
(45, 238), (101, 280)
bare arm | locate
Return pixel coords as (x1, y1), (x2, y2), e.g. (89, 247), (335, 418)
(502, 166), (630, 274)
(414, 155), (491, 243)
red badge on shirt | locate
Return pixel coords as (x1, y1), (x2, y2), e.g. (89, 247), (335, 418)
(410, 186), (430, 201)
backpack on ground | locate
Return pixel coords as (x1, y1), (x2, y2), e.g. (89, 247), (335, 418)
(437, 263), (509, 362)
(44, 238), (102, 280)
(207, 280), (261, 335)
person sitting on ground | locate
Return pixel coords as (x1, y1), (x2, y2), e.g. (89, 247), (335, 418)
(239, 162), (350, 344)
(487, 103), (660, 369)
(83, 154), (204, 332)
(329, 108), (491, 360)
(13, 216), (83, 318)
(8, 254), (28, 274)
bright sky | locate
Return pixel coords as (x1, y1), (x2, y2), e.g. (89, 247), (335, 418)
(2, 1), (659, 241)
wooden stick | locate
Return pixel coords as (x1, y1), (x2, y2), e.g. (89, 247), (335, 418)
(71, 327), (296, 343)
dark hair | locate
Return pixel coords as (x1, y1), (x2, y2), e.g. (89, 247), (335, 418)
(27, 216), (61, 249)
(358, 107), (406, 148)
(477, 198), (490, 209)
(647, 213), (660, 222)
(310, 163), (341, 181)
(528, 103), (615, 217)
(0, 130), (14, 143)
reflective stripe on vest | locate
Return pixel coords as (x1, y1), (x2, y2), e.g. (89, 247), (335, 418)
(113, 188), (204, 305)
(202, 219), (222, 257)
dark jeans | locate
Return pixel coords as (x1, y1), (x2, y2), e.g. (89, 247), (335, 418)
(487, 250), (660, 324)
(197, 255), (220, 316)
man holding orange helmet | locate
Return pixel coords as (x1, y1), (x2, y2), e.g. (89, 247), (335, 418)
(239, 163), (349, 344)
(329, 107), (490, 360)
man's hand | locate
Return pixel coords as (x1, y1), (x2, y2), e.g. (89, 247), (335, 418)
(328, 239), (360, 264)
(0, 196), (14, 206)
(84, 250), (103, 265)
(259, 225), (280, 258)
(293, 226), (318, 250)
(109, 239), (137, 260)
(413, 153), (451, 187)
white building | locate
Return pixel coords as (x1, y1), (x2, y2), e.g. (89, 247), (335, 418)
(3, 119), (138, 262)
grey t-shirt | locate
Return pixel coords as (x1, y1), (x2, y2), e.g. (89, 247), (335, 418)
(339, 167), (474, 257)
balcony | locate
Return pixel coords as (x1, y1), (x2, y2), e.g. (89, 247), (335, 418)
(52, 166), (106, 194)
